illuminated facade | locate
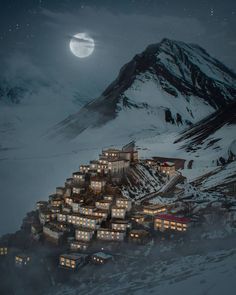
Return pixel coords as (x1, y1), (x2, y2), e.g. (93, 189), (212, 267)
(129, 229), (149, 243)
(97, 228), (125, 241)
(154, 214), (190, 232)
(75, 228), (95, 241)
(116, 197), (132, 211)
(15, 254), (31, 267)
(159, 162), (175, 175)
(90, 177), (106, 193)
(59, 253), (85, 270)
(95, 199), (112, 210)
(143, 204), (167, 216)
(67, 213), (102, 229)
(91, 252), (112, 264)
(0, 246), (8, 256)
(111, 206), (126, 219)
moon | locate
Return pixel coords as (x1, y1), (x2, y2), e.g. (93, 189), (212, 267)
(69, 33), (95, 58)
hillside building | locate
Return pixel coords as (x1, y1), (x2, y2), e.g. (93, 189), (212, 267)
(129, 229), (149, 244)
(72, 172), (85, 183)
(130, 214), (145, 224)
(116, 197), (132, 211)
(56, 187), (65, 195)
(0, 246), (8, 256)
(111, 219), (131, 231)
(36, 201), (48, 211)
(159, 162), (176, 176)
(67, 213), (102, 229)
(59, 253), (86, 270)
(75, 228), (95, 242)
(90, 177), (106, 193)
(70, 240), (89, 251)
(91, 252), (112, 264)
(95, 199), (112, 210)
(97, 228), (126, 241)
(43, 223), (64, 244)
(79, 165), (90, 173)
(111, 206), (126, 219)
(39, 210), (52, 224)
(79, 205), (96, 216)
(143, 204), (167, 216)
(15, 254), (31, 267)
(154, 214), (191, 232)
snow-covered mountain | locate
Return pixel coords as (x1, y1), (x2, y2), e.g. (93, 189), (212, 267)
(175, 101), (236, 164)
(53, 38), (236, 140)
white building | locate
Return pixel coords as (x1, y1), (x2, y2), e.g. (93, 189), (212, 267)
(67, 213), (102, 229)
(72, 172), (85, 183)
(90, 177), (106, 193)
(79, 205), (96, 216)
(75, 228), (95, 241)
(43, 224), (64, 243)
(97, 228), (126, 241)
(108, 159), (129, 174)
(39, 210), (51, 224)
(111, 206), (126, 219)
(57, 212), (68, 223)
(116, 197), (132, 211)
(70, 240), (89, 251)
(111, 220), (130, 231)
(59, 253), (86, 270)
(95, 199), (112, 211)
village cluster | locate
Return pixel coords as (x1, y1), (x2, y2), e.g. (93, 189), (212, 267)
(0, 143), (191, 270)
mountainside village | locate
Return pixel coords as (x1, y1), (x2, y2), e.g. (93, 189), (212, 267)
(0, 142), (235, 271)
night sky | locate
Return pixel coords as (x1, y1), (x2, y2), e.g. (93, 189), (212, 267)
(0, 0), (235, 99)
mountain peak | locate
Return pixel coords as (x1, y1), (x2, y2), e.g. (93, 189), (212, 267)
(53, 39), (236, 140)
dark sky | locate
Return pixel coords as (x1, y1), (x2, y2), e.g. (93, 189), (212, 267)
(0, 0), (235, 98)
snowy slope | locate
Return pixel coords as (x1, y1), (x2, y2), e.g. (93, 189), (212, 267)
(53, 38), (236, 140)
(175, 101), (236, 165)
(46, 236), (236, 295)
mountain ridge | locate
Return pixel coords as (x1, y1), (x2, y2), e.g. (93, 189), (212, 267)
(53, 38), (236, 140)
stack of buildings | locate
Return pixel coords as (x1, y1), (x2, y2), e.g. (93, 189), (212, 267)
(27, 142), (192, 270)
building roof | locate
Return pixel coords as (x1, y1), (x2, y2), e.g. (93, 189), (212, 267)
(80, 205), (96, 209)
(68, 213), (102, 220)
(97, 227), (125, 233)
(96, 199), (112, 204)
(75, 227), (95, 232)
(93, 209), (109, 214)
(73, 171), (85, 176)
(37, 201), (48, 205)
(92, 252), (112, 259)
(160, 161), (175, 167)
(43, 224), (64, 233)
(108, 159), (128, 163)
(112, 206), (127, 210)
(103, 148), (121, 153)
(90, 176), (107, 182)
(90, 160), (99, 164)
(129, 229), (149, 235)
(15, 254), (31, 259)
(155, 214), (191, 223)
(111, 219), (129, 224)
(131, 214), (145, 219)
(70, 240), (89, 246)
(60, 253), (85, 260)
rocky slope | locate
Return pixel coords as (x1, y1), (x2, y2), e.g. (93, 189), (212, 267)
(175, 101), (236, 164)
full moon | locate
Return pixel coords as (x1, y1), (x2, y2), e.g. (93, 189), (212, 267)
(69, 33), (95, 58)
